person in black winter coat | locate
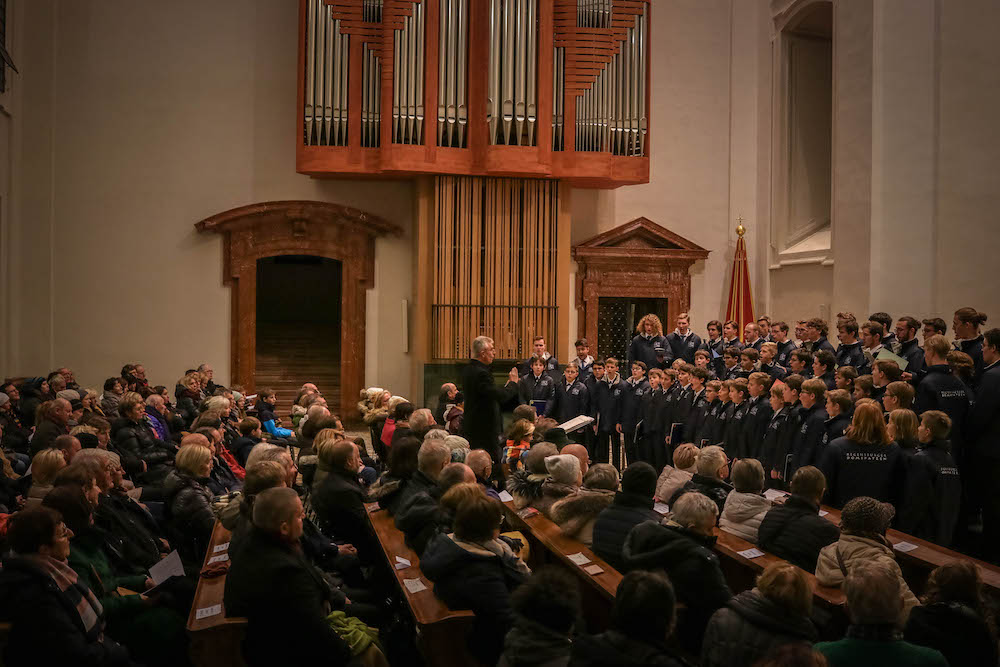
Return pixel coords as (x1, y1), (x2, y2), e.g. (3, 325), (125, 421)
(224, 488), (355, 667)
(233, 417), (263, 467)
(592, 462), (660, 572)
(668, 445), (733, 518)
(757, 466), (840, 572)
(163, 446), (217, 567)
(761, 388), (797, 487)
(570, 570), (688, 667)
(592, 360), (624, 468)
(310, 440), (376, 561)
(742, 374), (774, 460)
(462, 337), (520, 462)
(897, 411), (961, 547)
(628, 314), (669, 371)
(701, 562), (818, 667)
(665, 313), (703, 365)
(903, 560), (998, 667)
(546, 363), (590, 426)
(819, 403), (904, 509)
(421, 494), (531, 667)
(618, 363), (651, 467)
(915, 335), (970, 455)
(821, 390), (852, 453)
(834, 321), (866, 371)
(788, 379), (829, 476)
(0, 507), (133, 667)
(623, 493), (732, 653)
(519, 356), (557, 410)
(968, 329), (1000, 555)
(393, 463), (476, 555)
(499, 567), (580, 667)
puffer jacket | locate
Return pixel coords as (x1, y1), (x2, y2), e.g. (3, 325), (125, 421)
(569, 629), (688, 667)
(100, 392), (122, 420)
(757, 495), (840, 572)
(623, 520), (732, 653)
(815, 534), (919, 615)
(719, 491), (772, 543)
(112, 417), (174, 472)
(174, 390), (200, 428)
(654, 465), (694, 503)
(592, 492), (661, 572)
(549, 488), (615, 546)
(904, 601), (999, 667)
(507, 469), (548, 510)
(701, 589), (817, 667)
(668, 473), (733, 518)
(164, 469), (216, 566)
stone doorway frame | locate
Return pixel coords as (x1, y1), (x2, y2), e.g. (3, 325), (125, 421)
(196, 200), (402, 421)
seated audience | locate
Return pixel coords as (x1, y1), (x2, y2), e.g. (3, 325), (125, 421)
(624, 492), (732, 652)
(701, 562), (818, 667)
(370, 435), (421, 514)
(499, 567), (581, 667)
(653, 442), (697, 503)
(503, 418), (535, 471)
(255, 388), (295, 440)
(0, 506), (133, 666)
(112, 392), (174, 482)
(225, 487), (374, 666)
(311, 439), (376, 560)
(422, 494), (531, 666)
(897, 410), (961, 547)
(570, 570), (689, 667)
(392, 436), (450, 513)
(719, 458), (772, 542)
(29, 398), (71, 457)
(467, 449), (501, 499)
(42, 484), (188, 667)
(757, 466), (840, 571)
(667, 445), (733, 517)
(550, 463), (618, 546)
(233, 416), (263, 467)
(815, 561), (947, 666)
(163, 443), (217, 566)
(819, 402), (903, 508)
(395, 463), (477, 554)
(507, 441), (559, 509)
(815, 496), (919, 613)
(592, 461), (660, 572)
(904, 561), (998, 667)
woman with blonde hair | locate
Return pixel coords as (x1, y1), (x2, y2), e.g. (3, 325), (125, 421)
(24, 448), (67, 508)
(654, 442), (698, 502)
(503, 418), (535, 471)
(163, 443), (216, 565)
(887, 408), (920, 454)
(175, 373), (202, 427)
(629, 313), (668, 371)
(818, 402), (903, 508)
(702, 561), (817, 667)
(80, 388), (106, 421)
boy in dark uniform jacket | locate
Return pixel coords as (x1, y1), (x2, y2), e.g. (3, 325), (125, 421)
(619, 361), (651, 468)
(683, 368), (711, 446)
(869, 312), (898, 352)
(738, 349), (759, 378)
(835, 320), (866, 370)
(781, 374), (806, 442)
(695, 380), (724, 448)
(770, 321), (798, 369)
(571, 339), (595, 385)
(759, 342), (788, 380)
(871, 359), (903, 407)
(519, 336), (560, 379)
(660, 370), (681, 453)
(674, 365), (697, 426)
(805, 318), (836, 355)
(714, 381), (735, 449)
(788, 349), (814, 379)
(743, 372), (775, 460)
(822, 390), (852, 448)
(665, 312), (703, 364)
(898, 410), (961, 547)
(788, 379), (829, 477)
(693, 349), (718, 380)
(895, 316), (926, 379)
(723, 379), (750, 459)
(722, 347), (744, 381)
(761, 385), (797, 488)
(812, 350), (837, 391)
(914, 335), (970, 458)
(547, 362), (590, 428)
(702, 320), (728, 379)
(640, 369), (667, 467)
(519, 356), (556, 409)
(593, 358), (624, 468)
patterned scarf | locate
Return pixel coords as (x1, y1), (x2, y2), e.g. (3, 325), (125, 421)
(24, 554), (104, 640)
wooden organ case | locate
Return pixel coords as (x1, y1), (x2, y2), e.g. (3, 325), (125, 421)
(298, 0), (651, 188)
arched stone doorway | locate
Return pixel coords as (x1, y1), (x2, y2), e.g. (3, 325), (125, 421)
(196, 201), (402, 421)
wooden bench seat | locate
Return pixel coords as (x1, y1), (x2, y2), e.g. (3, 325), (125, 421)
(186, 521), (246, 667)
(364, 503), (475, 667)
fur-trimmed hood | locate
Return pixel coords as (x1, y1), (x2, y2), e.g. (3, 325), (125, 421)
(363, 406), (389, 425)
(550, 488), (615, 544)
(506, 470), (549, 509)
(536, 480), (581, 518)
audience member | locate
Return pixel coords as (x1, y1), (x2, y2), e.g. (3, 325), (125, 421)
(507, 442), (559, 509)
(24, 448), (67, 508)
(758, 466), (839, 571)
(550, 463), (618, 545)
(668, 445), (733, 516)
(163, 443), (216, 565)
(370, 435), (421, 514)
(467, 448), (501, 500)
(702, 562), (818, 667)
(535, 453), (583, 517)
(592, 462), (660, 571)
(653, 442), (697, 502)
(310, 439), (376, 560)
(719, 458), (772, 542)
(498, 567), (580, 667)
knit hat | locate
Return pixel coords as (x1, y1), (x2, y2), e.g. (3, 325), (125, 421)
(840, 496), (895, 537)
(232, 390), (244, 403)
(57, 389), (81, 402)
(0, 392), (8, 408)
(621, 461), (657, 498)
(544, 454), (581, 485)
(76, 432), (100, 449)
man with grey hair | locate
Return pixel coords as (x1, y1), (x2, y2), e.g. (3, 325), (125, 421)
(623, 491), (731, 653)
(462, 335), (520, 463)
(395, 463), (477, 553)
(409, 408), (436, 439)
(392, 438), (451, 515)
(225, 486), (354, 666)
(466, 449), (501, 500)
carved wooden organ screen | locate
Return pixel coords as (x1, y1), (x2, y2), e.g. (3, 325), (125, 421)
(431, 176), (559, 360)
(298, 0), (651, 188)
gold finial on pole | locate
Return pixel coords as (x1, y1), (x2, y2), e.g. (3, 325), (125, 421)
(736, 216), (746, 238)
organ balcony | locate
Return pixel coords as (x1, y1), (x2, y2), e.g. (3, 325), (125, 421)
(297, 0), (651, 188)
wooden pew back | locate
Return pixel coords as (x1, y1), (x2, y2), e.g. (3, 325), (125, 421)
(186, 522), (246, 667)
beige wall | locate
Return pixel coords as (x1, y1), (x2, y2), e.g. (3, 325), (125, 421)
(6, 0), (415, 395)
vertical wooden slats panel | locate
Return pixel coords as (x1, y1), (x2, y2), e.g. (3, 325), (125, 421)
(431, 176), (559, 360)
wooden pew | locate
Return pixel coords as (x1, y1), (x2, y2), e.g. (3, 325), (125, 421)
(364, 503), (475, 667)
(186, 522), (246, 667)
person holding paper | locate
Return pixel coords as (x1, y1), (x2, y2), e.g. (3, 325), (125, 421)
(546, 361), (589, 431)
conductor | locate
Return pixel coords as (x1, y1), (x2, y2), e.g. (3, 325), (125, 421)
(461, 336), (519, 462)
